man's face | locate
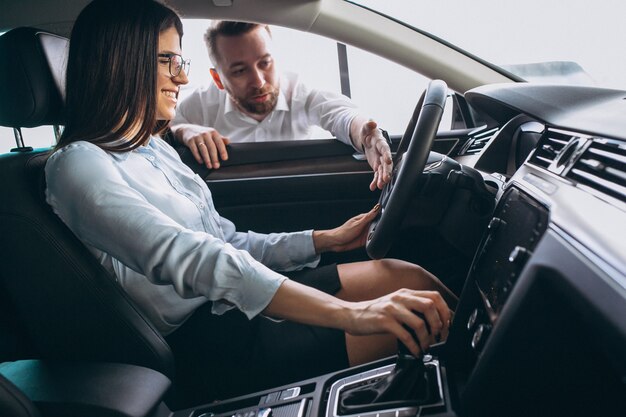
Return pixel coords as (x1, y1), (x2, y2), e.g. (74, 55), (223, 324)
(214, 27), (279, 119)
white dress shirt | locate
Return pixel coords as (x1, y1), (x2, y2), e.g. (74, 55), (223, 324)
(172, 72), (359, 146)
(45, 137), (320, 335)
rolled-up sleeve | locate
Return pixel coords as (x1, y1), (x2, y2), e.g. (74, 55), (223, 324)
(45, 142), (285, 319)
(220, 217), (320, 271)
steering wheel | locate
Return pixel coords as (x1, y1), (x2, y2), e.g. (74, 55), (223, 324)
(366, 79), (448, 259)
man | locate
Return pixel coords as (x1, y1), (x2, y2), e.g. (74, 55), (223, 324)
(170, 21), (393, 191)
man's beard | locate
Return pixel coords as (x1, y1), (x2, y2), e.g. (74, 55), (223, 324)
(234, 85), (279, 116)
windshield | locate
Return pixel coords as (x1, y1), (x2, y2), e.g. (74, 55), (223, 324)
(352, 0), (626, 90)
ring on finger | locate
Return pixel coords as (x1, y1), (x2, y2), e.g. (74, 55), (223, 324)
(197, 142), (206, 147)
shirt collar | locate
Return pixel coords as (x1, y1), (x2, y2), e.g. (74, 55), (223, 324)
(108, 136), (156, 161)
(223, 94), (239, 115)
(275, 87), (289, 112)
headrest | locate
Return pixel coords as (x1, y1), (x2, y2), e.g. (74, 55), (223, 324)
(0, 27), (68, 128)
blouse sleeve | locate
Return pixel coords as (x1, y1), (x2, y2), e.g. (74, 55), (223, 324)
(219, 216), (321, 271)
(45, 142), (286, 319)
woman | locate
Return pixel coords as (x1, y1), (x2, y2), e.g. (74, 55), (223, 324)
(46, 0), (455, 403)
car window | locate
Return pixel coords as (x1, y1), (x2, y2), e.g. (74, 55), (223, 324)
(353, 0), (626, 90)
(179, 20), (452, 139)
(0, 126), (56, 154)
(346, 45), (453, 135)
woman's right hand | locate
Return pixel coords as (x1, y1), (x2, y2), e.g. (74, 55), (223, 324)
(342, 289), (452, 357)
(264, 281), (451, 358)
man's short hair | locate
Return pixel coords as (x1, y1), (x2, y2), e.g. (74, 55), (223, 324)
(204, 21), (272, 67)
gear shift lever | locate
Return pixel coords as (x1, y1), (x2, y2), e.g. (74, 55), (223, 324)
(338, 328), (430, 414)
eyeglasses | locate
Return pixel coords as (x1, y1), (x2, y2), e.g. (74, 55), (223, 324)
(158, 53), (191, 77)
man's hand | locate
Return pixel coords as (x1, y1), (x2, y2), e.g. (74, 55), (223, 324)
(352, 119), (393, 191)
(313, 204), (380, 253)
(172, 124), (230, 169)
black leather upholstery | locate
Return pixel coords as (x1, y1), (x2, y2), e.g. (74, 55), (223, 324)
(0, 372), (40, 417)
(0, 360), (171, 417)
(0, 27), (66, 128)
(0, 28), (175, 377)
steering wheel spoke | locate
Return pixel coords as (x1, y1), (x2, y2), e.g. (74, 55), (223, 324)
(366, 80), (448, 259)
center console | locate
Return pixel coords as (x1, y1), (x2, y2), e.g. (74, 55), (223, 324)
(446, 186), (548, 364)
(175, 352), (452, 417)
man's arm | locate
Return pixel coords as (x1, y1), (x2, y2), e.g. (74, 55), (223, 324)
(170, 124), (230, 169)
(300, 80), (393, 190)
(349, 117), (393, 191)
(170, 86), (231, 169)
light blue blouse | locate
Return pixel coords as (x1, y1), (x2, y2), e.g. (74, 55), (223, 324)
(45, 137), (320, 335)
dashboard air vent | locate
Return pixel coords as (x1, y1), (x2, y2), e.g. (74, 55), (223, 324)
(566, 138), (626, 203)
(464, 128), (499, 155)
(528, 130), (575, 170)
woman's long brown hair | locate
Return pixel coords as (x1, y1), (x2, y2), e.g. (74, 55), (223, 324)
(56, 0), (183, 152)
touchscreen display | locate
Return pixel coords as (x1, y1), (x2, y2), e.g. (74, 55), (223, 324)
(473, 188), (549, 318)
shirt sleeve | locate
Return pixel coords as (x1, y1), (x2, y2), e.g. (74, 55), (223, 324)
(45, 142), (286, 319)
(300, 82), (360, 149)
(219, 216), (321, 271)
(171, 87), (209, 127)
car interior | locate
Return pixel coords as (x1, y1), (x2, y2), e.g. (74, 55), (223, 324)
(1, 1), (625, 417)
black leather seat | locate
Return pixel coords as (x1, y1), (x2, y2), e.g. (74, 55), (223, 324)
(0, 27), (174, 378)
(0, 372), (40, 417)
(0, 359), (171, 417)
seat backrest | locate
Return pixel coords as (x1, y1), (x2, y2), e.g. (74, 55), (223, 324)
(0, 27), (174, 377)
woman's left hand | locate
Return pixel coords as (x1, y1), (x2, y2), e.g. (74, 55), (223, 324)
(313, 204), (380, 253)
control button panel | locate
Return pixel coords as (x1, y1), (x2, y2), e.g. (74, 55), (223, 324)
(260, 386), (302, 405)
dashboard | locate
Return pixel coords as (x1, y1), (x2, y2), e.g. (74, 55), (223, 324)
(452, 83), (626, 415)
(467, 83), (626, 282)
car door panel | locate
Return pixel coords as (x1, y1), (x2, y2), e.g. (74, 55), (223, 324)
(175, 127), (493, 234)
(176, 139), (380, 233)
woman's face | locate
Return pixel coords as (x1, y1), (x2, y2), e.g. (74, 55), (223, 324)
(156, 26), (188, 120)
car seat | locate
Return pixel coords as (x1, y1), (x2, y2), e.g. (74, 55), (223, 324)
(0, 372), (40, 417)
(0, 359), (171, 417)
